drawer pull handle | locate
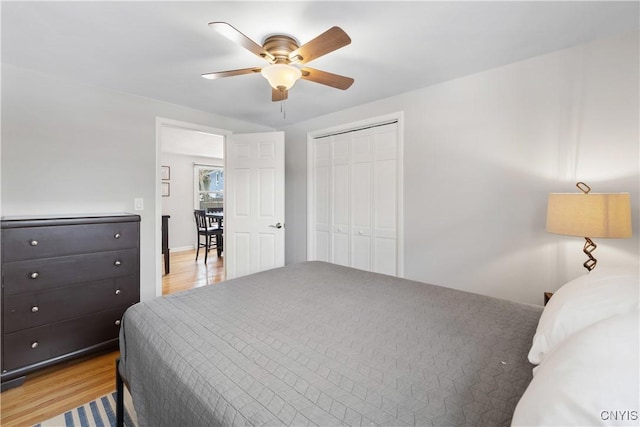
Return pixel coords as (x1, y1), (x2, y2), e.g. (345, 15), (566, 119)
(114, 260), (122, 267)
(30, 272), (39, 279)
(30, 240), (39, 246)
(31, 342), (39, 349)
(114, 233), (121, 239)
(114, 320), (121, 326)
(31, 306), (39, 313)
(115, 289), (121, 295)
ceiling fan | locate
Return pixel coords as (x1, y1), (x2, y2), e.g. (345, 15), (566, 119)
(202, 22), (354, 102)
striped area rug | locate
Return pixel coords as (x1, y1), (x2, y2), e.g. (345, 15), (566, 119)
(34, 389), (137, 427)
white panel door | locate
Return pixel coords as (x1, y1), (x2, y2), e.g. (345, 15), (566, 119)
(313, 139), (331, 261)
(225, 132), (285, 279)
(332, 133), (350, 266)
(308, 116), (403, 276)
(332, 163), (350, 266)
(350, 130), (373, 271)
(372, 123), (398, 275)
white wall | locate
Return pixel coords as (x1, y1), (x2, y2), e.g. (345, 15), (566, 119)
(160, 152), (223, 251)
(283, 32), (639, 305)
(4, 33), (637, 306)
(1, 64), (273, 301)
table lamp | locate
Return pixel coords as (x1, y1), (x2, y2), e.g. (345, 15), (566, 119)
(546, 182), (632, 271)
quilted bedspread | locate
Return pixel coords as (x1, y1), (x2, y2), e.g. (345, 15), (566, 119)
(119, 261), (541, 426)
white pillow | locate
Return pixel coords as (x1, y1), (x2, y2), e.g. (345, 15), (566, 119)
(513, 310), (639, 426)
(528, 266), (639, 366)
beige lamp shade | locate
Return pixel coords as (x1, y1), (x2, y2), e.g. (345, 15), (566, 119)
(546, 193), (632, 238)
(261, 64), (302, 91)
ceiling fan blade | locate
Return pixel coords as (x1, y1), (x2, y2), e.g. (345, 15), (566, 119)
(289, 27), (351, 64)
(202, 67), (262, 80)
(300, 67), (354, 90)
(272, 88), (288, 102)
(208, 22), (275, 62)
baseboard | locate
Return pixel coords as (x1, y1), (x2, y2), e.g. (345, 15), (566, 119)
(170, 246), (195, 253)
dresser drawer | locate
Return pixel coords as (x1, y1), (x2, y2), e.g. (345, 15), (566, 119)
(3, 275), (139, 333)
(2, 306), (126, 371)
(2, 222), (138, 262)
(2, 249), (138, 295)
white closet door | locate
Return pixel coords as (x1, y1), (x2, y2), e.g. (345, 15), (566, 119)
(372, 124), (398, 275)
(313, 139), (331, 261)
(332, 133), (350, 266)
(308, 118), (402, 276)
(350, 130), (373, 271)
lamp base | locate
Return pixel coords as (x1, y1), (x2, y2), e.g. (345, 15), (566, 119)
(583, 237), (597, 272)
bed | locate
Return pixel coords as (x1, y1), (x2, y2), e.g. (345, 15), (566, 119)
(117, 261), (545, 426)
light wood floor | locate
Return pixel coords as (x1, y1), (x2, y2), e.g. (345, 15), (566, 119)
(0, 249), (224, 427)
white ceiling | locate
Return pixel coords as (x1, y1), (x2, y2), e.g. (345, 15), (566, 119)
(2, 2), (638, 128)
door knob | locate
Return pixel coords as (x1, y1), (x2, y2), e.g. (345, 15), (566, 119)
(269, 223), (284, 229)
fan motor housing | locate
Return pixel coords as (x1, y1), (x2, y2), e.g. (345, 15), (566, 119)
(262, 35), (299, 63)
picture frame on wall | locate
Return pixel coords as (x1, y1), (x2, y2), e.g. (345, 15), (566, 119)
(162, 182), (170, 197)
(161, 165), (170, 180)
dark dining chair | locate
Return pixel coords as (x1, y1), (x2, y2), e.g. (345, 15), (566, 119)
(194, 209), (223, 263)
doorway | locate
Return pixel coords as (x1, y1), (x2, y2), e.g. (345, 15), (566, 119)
(155, 118), (231, 297)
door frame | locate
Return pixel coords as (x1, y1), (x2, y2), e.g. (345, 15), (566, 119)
(306, 112), (405, 277)
(155, 117), (231, 297)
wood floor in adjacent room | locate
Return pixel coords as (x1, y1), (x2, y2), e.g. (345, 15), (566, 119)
(0, 249), (224, 427)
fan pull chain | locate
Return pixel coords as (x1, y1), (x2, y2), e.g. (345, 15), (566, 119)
(275, 87), (287, 119)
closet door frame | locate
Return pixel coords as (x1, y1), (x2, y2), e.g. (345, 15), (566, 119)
(306, 112), (404, 277)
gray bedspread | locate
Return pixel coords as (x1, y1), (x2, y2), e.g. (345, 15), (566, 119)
(119, 261), (541, 427)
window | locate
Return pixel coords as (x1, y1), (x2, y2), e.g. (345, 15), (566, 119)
(195, 165), (224, 210)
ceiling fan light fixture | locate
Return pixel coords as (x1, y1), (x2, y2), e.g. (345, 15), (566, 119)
(261, 64), (302, 91)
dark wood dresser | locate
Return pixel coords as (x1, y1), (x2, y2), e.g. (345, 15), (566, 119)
(1, 214), (140, 391)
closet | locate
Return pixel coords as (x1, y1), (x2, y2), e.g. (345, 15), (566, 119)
(308, 121), (402, 276)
